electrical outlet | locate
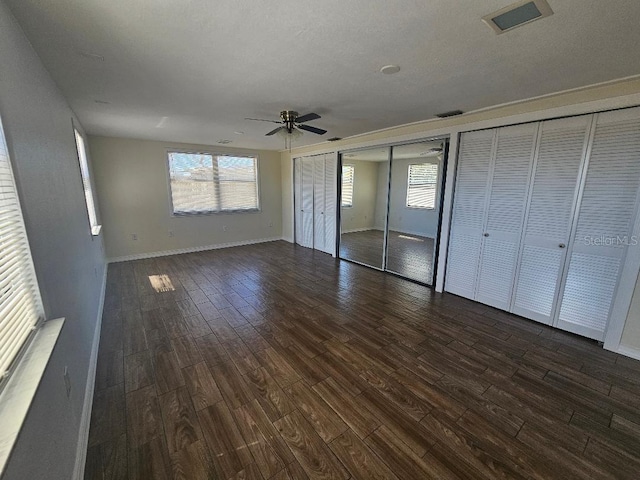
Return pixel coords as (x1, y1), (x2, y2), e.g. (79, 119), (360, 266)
(168, 230), (174, 237)
(223, 225), (228, 232)
(63, 366), (71, 398)
(131, 233), (138, 241)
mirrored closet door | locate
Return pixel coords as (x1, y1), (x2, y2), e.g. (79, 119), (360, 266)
(337, 139), (448, 285)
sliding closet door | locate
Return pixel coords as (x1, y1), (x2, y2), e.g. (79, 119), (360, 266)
(313, 155), (326, 251)
(300, 157), (315, 249)
(475, 123), (538, 310)
(511, 116), (592, 324)
(294, 157), (304, 246)
(445, 130), (495, 299)
(556, 107), (640, 340)
(323, 153), (337, 256)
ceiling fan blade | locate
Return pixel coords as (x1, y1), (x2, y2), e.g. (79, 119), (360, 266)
(295, 112), (321, 123)
(245, 117), (282, 124)
(297, 124), (327, 135)
(266, 126), (286, 136)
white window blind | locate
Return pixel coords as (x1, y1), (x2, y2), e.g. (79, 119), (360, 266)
(406, 162), (438, 209)
(168, 152), (259, 214)
(0, 116), (44, 383)
(74, 130), (101, 235)
(341, 164), (354, 207)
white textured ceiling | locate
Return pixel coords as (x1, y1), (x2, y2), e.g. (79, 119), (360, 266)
(6, 0), (640, 150)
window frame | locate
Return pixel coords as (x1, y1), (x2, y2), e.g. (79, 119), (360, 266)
(405, 161), (439, 210)
(341, 164), (355, 208)
(73, 127), (102, 236)
(166, 149), (261, 216)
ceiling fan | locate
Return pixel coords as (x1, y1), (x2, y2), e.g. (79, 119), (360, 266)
(245, 111), (327, 137)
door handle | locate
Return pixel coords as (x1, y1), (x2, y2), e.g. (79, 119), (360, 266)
(559, 243), (566, 248)
(483, 233), (489, 237)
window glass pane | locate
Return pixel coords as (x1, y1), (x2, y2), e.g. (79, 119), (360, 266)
(218, 156), (259, 210)
(168, 152), (259, 214)
(74, 130), (100, 233)
(341, 164), (354, 207)
(406, 163), (438, 209)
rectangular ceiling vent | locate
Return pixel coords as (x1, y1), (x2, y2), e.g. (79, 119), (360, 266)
(327, 137), (342, 142)
(436, 110), (464, 118)
(483, 0), (553, 34)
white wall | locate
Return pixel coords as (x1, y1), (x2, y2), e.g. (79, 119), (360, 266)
(340, 160), (378, 232)
(89, 136), (283, 260)
(0, 1), (107, 478)
(386, 157), (441, 238)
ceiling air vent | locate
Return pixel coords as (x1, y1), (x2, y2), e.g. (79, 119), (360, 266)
(435, 110), (464, 119)
(327, 137), (342, 142)
(483, 0), (553, 34)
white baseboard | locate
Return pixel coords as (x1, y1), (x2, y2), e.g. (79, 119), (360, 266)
(282, 235), (294, 243)
(108, 237), (282, 263)
(72, 266), (108, 480)
(616, 345), (640, 362)
(341, 227), (376, 234)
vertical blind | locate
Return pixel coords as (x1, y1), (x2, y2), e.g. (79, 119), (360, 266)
(0, 116), (44, 382)
(341, 164), (354, 207)
(168, 152), (259, 214)
(406, 162), (438, 209)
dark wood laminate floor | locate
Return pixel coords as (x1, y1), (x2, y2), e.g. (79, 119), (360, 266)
(340, 230), (435, 284)
(86, 240), (640, 480)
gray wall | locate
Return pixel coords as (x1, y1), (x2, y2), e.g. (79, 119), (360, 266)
(0, 1), (107, 478)
(89, 135), (283, 260)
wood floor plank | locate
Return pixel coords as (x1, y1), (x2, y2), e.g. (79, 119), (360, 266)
(273, 410), (350, 480)
(127, 436), (171, 480)
(152, 344), (186, 394)
(124, 350), (154, 393)
(364, 426), (458, 480)
(209, 361), (254, 409)
(95, 349), (124, 392)
(197, 401), (253, 479)
(171, 335), (203, 368)
(126, 385), (163, 448)
(89, 383), (126, 447)
(158, 386), (203, 453)
(101, 433), (127, 480)
(284, 380), (349, 442)
(182, 361), (223, 410)
(243, 366), (295, 422)
(329, 430), (398, 480)
(169, 440), (216, 480)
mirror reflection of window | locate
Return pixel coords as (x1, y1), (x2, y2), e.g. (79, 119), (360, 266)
(406, 163), (438, 209)
(341, 165), (354, 207)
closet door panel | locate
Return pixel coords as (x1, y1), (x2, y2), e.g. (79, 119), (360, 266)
(512, 116), (592, 323)
(475, 123), (538, 310)
(445, 130), (495, 299)
(323, 153), (337, 256)
(301, 157), (315, 249)
(313, 156), (326, 250)
(557, 107), (640, 340)
(294, 158), (304, 246)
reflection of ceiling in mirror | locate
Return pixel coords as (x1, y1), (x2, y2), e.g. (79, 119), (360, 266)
(342, 140), (444, 162)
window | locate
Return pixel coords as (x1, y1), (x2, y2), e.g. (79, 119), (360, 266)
(341, 164), (354, 207)
(406, 162), (438, 209)
(168, 152), (259, 214)
(73, 129), (101, 235)
(0, 116), (44, 386)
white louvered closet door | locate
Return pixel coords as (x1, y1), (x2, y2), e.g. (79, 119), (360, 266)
(323, 153), (337, 256)
(475, 123), (538, 310)
(445, 129), (495, 299)
(313, 155), (326, 251)
(556, 107), (640, 340)
(300, 157), (315, 249)
(512, 116), (592, 324)
(294, 158), (304, 246)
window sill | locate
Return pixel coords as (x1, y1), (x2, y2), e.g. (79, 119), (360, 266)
(405, 206), (436, 210)
(171, 208), (261, 217)
(0, 318), (64, 476)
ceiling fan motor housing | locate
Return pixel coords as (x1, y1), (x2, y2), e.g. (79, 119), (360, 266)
(280, 110), (298, 132)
